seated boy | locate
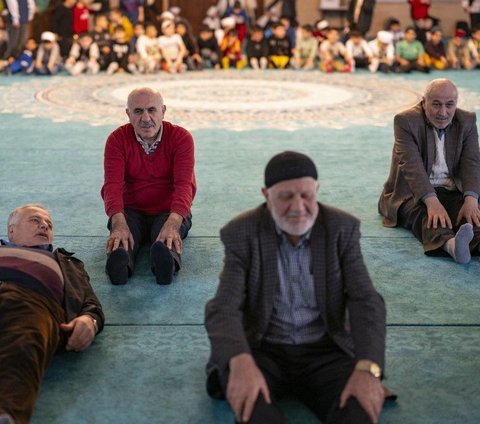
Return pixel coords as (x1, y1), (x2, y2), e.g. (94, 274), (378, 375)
(196, 25), (221, 69)
(319, 28), (352, 72)
(34, 31), (62, 75)
(394, 26), (429, 73)
(345, 29), (373, 71)
(424, 27), (448, 70)
(267, 22), (292, 69)
(291, 24), (318, 70)
(65, 32), (100, 76)
(246, 25), (268, 70)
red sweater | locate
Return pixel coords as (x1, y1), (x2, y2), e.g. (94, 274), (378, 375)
(101, 122), (196, 218)
(409, 0), (430, 20)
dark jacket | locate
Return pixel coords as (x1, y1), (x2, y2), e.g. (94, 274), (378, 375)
(205, 203), (386, 398)
(55, 248), (105, 334)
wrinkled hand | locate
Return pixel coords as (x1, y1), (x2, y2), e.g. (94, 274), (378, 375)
(456, 196), (480, 227)
(107, 213), (134, 253)
(340, 370), (384, 424)
(156, 213), (183, 254)
(60, 315), (96, 352)
(424, 196), (452, 229)
(227, 353), (271, 423)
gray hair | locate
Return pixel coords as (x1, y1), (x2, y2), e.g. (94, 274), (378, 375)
(7, 204), (51, 228)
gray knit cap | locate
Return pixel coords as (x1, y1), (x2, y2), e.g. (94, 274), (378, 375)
(264, 151), (318, 188)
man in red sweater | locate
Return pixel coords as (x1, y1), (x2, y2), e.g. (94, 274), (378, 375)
(101, 87), (196, 285)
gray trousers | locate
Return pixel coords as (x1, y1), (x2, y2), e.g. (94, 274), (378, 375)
(4, 22), (29, 59)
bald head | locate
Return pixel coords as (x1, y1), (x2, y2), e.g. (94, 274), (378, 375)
(127, 87), (164, 110)
(422, 79), (458, 129)
(126, 87), (166, 144)
(423, 79), (458, 102)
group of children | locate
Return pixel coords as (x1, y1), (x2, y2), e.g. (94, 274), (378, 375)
(1, 2), (480, 76)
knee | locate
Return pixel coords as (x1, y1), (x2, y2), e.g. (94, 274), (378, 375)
(237, 393), (285, 424)
(327, 397), (372, 424)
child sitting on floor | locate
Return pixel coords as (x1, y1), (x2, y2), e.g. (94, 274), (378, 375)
(220, 28), (245, 69)
(6, 38), (37, 75)
(319, 28), (352, 72)
(267, 22), (292, 69)
(65, 32), (100, 76)
(291, 24), (318, 70)
(34, 31), (62, 75)
(196, 25), (221, 69)
(246, 25), (268, 70)
(159, 19), (187, 73)
(345, 29), (373, 71)
(136, 23), (162, 74)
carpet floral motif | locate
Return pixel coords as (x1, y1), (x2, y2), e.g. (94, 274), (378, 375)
(1, 71), (479, 130)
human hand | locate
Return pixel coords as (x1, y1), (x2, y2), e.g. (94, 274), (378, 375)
(60, 315), (96, 352)
(227, 353), (271, 423)
(156, 213), (183, 254)
(456, 196), (480, 227)
(106, 213), (134, 253)
(424, 196), (452, 229)
(340, 370), (384, 424)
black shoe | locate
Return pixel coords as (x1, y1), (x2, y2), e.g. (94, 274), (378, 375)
(106, 248), (129, 285)
(150, 241), (174, 285)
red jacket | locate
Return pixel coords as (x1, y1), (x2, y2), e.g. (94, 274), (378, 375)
(101, 121), (196, 218)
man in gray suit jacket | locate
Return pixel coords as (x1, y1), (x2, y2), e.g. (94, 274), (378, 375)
(379, 78), (480, 264)
(205, 152), (388, 423)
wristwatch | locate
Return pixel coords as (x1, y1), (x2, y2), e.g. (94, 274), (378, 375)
(87, 315), (99, 334)
(355, 360), (382, 378)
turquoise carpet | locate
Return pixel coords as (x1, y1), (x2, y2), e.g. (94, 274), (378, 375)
(0, 70), (479, 423)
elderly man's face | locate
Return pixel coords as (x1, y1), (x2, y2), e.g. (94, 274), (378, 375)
(126, 90), (166, 144)
(8, 207), (54, 246)
(262, 177), (319, 242)
(423, 82), (457, 129)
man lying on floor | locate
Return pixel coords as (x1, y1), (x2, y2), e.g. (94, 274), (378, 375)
(205, 151), (394, 424)
(0, 204), (105, 424)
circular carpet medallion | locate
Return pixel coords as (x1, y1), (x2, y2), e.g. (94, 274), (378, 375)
(1, 70), (479, 130)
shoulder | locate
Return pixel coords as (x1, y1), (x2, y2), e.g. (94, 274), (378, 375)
(162, 121), (194, 142)
(54, 247), (86, 267)
(319, 203), (360, 230)
(454, 108), (477, 125)
(221, 204), (268, 238)
(395, 102), (423, 124)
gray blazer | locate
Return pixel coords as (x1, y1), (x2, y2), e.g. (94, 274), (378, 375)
(204, 203), (386, 397)
(378, 102), (480, 227)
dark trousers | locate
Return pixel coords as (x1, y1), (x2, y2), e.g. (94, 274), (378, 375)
(470, 13), (480, 30)
(0, 283), (64, 424)
(3, 22), (29, 59)
(398, 188), (480, 254)
(219, 338), (372, 423)
(108, 208), (192, 274)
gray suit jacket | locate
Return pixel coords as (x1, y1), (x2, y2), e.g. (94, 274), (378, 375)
(204, 203), (386, 397)
(378, 102), (480, 227)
